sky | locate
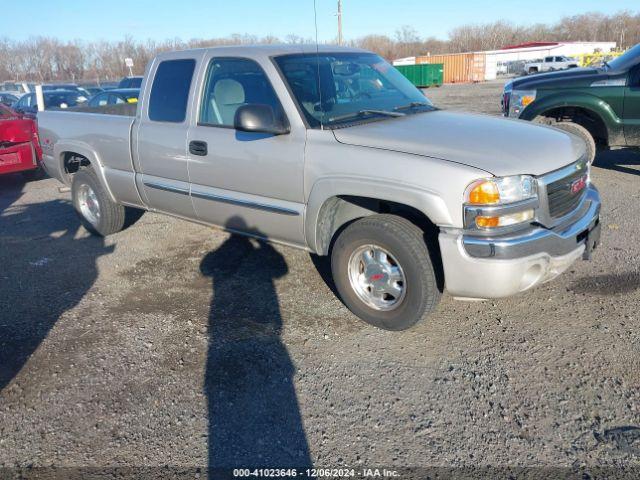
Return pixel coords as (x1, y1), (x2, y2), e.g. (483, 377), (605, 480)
(4, 0), (638, 43)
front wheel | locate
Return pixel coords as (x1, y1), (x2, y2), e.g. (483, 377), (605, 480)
(331, 214), (441, 331)
(552, 121), (597, 165)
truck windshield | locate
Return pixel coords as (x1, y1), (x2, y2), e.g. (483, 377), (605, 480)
(606, 43), (640, 71)
(275, 52), (433, 128)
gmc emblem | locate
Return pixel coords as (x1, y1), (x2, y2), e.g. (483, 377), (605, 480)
(571, 176), (587, 195)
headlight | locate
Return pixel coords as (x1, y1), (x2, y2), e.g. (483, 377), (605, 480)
(464, 175), (538, 229)
(466, 175), (537, 205)
(508, 89), (536, 118)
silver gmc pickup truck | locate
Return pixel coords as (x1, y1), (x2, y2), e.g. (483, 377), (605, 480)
(38, 45), (601, 330)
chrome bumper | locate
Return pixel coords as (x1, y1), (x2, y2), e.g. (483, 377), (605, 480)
(439, 185), (601, 299)
(462, 185), (600, 260)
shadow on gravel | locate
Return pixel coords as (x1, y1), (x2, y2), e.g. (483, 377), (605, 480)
(595, 426), (640, 454)
(0, 193), (113, 391)
(200, 217), (311, 473)
(0, 174), (25, 215)
(594, 148), (640, 177)
(569, 272), (640, 296)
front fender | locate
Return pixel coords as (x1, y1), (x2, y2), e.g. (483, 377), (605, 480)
(305, 176), (451, 254)
(53, 140), (117, 202)
(520, 91), (624, 145)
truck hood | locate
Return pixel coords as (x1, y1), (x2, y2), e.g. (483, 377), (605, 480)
(332, 110), (585, 177)
(509, 67), (606, 90)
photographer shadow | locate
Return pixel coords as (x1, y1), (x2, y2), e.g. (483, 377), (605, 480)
(200, 217), (312, 472)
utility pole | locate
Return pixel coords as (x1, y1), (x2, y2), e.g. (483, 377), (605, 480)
(337, 0), (343, 46)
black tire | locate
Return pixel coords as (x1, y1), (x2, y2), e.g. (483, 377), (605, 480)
(552, 121), (597, 165)
(331, 214), (441, 331)
(72, 168), (126, 236)
(528, 68), (538, 75)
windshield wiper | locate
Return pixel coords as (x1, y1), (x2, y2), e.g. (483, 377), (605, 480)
(602, 60), (611, 70)
(394, 101), (431, 112)
(328, 109), (405, 123)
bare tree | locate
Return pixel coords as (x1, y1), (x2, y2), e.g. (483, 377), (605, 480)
(0, 10), (638, 83)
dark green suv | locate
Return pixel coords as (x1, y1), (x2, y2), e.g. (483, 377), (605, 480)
(503, 43), (640, 163)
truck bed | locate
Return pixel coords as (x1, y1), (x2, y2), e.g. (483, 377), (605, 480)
(37, 108), (137, 188)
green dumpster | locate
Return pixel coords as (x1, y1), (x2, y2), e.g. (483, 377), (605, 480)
(395, 64), (443, 87)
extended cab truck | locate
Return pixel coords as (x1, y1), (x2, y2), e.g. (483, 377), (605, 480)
(38, 45), (602, 331)
(504, 43), (640, 163)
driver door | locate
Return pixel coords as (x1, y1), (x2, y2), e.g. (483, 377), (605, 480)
(186, 55), (306, 245)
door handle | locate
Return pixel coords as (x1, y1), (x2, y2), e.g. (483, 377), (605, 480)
(189, 140), (208, 156)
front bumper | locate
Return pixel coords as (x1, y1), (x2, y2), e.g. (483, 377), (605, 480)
(439, 185), (601, 299)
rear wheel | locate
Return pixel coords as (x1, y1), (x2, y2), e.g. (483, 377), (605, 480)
(331, 214), (441, 331)
(72, 168), (126, 236)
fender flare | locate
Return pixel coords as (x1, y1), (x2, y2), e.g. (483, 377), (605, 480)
(305, 176), (451, 255)
(53, 140), (117, 202)
(521, 92), (624, 144)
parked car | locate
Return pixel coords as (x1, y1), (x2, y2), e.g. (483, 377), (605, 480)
(0, 104), (42, 177)
(504, 42), (640, 164)
(37, 45), (601, 330)
(99, 82), (120, 91)
(13, 90), (89, 115)
(524, 56), (579, 75)
(0, 93), (19, 107)
(87, 88), (139, 107)
(42, 83), (92, 98)
(82, 86), (105, 96)
(0, 81), (34, 94)
(42, 83), (79, 91)
(118, 76), (143, 89)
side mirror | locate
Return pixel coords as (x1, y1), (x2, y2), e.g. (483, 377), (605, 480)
(234, 104), (289, 135)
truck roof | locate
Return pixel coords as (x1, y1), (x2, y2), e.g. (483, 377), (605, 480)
(153, 44), (368, 61)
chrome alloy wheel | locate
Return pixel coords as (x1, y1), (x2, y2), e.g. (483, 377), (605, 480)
(347, 244), (407, 311)
(77, 184), (101, 226)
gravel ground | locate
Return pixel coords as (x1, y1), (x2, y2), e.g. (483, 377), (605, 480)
(1, 79), (640, 478)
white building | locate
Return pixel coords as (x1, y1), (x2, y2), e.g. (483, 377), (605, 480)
(393, 41), (618, 82)
(483, 41), (617, 80)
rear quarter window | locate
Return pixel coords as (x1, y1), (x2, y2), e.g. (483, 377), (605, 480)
(149, 59), (196, 123)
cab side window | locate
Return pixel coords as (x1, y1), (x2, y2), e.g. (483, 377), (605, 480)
(149, 58), (196, 123)
(544, 56), (554, 63)
(199, 57), (284, 127)
(17, 94), (34, 108)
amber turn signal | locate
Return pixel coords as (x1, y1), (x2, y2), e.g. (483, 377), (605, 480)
(468, 181), (500, 205)
(475, 216), (500, 228)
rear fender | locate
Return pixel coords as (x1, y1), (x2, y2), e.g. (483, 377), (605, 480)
(53, 140), (116, 202)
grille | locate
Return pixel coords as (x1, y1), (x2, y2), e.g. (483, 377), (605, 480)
(546, 167), (587, 218)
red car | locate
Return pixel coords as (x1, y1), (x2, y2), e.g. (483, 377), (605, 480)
(0, 104), (42, 177)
